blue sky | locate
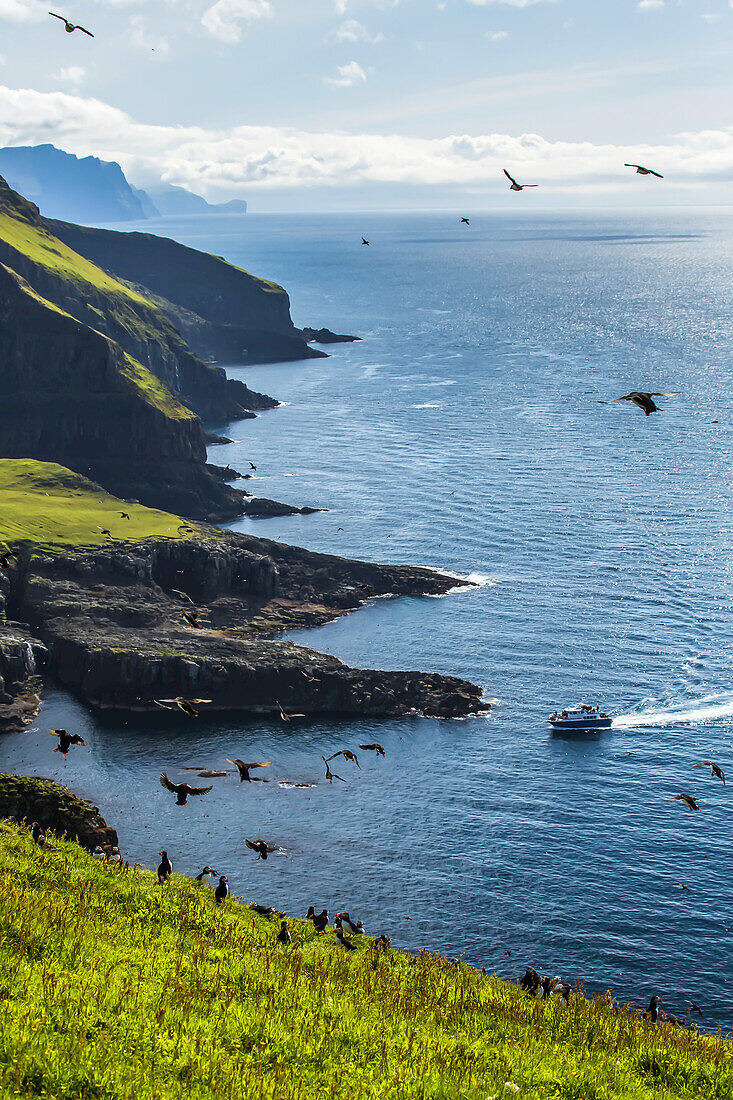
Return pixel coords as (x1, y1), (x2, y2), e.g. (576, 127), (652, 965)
(0, 0), (731, 208)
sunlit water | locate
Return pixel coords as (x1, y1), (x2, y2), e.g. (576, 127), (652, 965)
(3, 210), (733, 1028)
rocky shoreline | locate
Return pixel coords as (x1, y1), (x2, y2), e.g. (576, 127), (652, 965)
(0, 774), (117, 851)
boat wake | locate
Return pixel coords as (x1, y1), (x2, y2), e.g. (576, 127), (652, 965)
(613, 693), (733, 729)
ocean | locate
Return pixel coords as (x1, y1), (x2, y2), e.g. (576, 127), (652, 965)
(4, 208), (733, 1027)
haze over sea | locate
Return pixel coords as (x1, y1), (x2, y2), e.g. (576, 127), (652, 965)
(3, 209), (733, 1027)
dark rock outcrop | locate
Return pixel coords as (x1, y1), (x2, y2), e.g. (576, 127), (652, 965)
(0, 774), (117, 850)
(302, 328), (361, 345)
(0, 623), (46, 733)
(19, 534), (486, 720)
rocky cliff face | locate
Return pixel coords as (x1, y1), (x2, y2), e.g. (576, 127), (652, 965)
(0, 774), (117, 850)
(0, 621), (46, 733)
(18, 534), (486, 720)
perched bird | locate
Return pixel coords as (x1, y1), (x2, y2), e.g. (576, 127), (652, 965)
(624, 163), (663, 178)
(107, 846), (123, 865)
(375, 934), (391, 951)
(461, 217), (470, 225)
(667, 793), (704, 812)
(29, 822), (47, 848)
(227, 759), (273, 783)
(214, 875), (229, 905)
(322, 755), (346, 784)
(92, 845), (106, 861)
(276, 702), (305, 722)
(245, 838), (278, 861)
(694, 760), (725, 784)
(598, 391), (680, 416)
(49, 728), (87, 757)
(337, 912), (360, 934)
(312, 909), (329, 933)
(645, 995), (663, 1023)
(359, 742), (386, 757)
(503, 169), (538, 192)
(276, 919), (292, 945)
(354, 920), (365, 935)
(159, 772), (213, 806)
(306, 905), (316, 919)
(194, 865), (218, 882)
(336, 928), (356, 951)
(361, 237), (370, 246)
(519, 967), (541, 995)
(49, 12), (94, 36)
(554, 980), (572, 1005)
(118, 512), (131, 520)
(157, 850), (173, 883)
(326, 749), (360, 769)
(250, 903), (282, 916)
(155, 697), (212, 718)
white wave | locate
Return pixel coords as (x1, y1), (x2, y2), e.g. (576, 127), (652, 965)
(613, 693), (733, 729)
(411, 402), (442, 409)
(424, 571), (500, 597)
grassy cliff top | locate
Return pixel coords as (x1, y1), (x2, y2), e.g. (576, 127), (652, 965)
(0, 460), (198, 553)
(0, 823), (727, 1100)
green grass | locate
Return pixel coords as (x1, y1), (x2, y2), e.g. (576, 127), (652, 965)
(0, 459), (198, 553)
(0, 825), (728, 1100)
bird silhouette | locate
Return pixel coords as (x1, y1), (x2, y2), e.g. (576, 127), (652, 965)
(157, 850), (173, 883)
(326, 749), (360, 769)
(227, 759), (272, 783)
(598, 391), (680, 416)
(667, 793), (704, 812)
(195, 865), (218, 882)
(249, 462), (257, 471)
(245, 838), (279, 860)
(97, 527), (112, 539)
(359, 742), (386, 757)
(312, 908), (329, 932)
(179, 610), (208, 630)
(214, 875), (229, 904)
(118, 511), (130, 520)
(1, 550), (18, 570)
(155, 697), (211, 718)
(461, 217), (470, 225)
(694, 761), (725, 784)
(361, 237), (370, 246)
(322, 755), (346, 784)
(336, 928), (356, 950)
(276, 919), (292, 944)
(49, 12), (94, 36)
(159, 773), (213, 806)
(276, 701), (305, 722)
(624, 163), (663, 178)
(686, 1000), (704, 1022)
(503, 169), (538, 192)
(49, 728), (87, 757)
(645, 995), (663, 1023)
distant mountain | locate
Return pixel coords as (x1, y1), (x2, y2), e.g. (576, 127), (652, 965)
(0, 145), (247, 224)
(0, 145), (149, 223)
(147, 184), (247, 216)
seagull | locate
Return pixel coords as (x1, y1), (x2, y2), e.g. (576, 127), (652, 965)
(195, 865), (218, 882)
(159, 772), (213, 806)
(276, 919), (292, 944)
(598, 391), (680, 416)
(49, 12), (94, 36)
(326, 749), (360, 769)
(227, 759), (272, 783)
(503, 169), (538, 192)
(624, 163), (663, 178)
(49, 728), (87, 757)
(694, 761), (725, 784)
(322, 755), (346, 784)
(118, 512), (130, 520)
(155, 697), (212, 718)
(461, 217), (470, 225)
(667, 793), (704, 812)
(361, 237), (370, 246)
(245, 838), (278, 861)
(157, 850), (173, 883)
(214, 875), (229, 905)
(359, 742), (386, 757)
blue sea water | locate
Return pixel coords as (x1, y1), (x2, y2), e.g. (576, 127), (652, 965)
(4, 209), (733, 1028)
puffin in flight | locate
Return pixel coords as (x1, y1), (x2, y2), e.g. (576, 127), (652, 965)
(598, 391), (680, 416)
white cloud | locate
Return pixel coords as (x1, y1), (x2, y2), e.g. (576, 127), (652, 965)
(486, 30), (508, 40)
(467, 0), (556, 7)
(201, 0), (273, 44)
(332, 19), (384, 43)
(701, 13), (720, 22)
(637, 0), (665, 10)
(0, 0), (44, 22)
(324, 60), (367, 86)
(0, 85), (731, 199)
(52, 65), (86, 86)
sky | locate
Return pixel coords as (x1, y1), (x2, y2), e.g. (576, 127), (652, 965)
(0, 0), (731, 209)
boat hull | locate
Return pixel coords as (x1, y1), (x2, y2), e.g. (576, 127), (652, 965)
(549, 717), (612, 731)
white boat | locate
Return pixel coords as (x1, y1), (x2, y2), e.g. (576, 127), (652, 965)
(548, 706), (612, 731)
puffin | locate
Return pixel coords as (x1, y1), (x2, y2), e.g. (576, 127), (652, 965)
(227, 759), (273, 783)
(195, 865), (218, 882)
(155, 697), (212, 718)
(359, 742), (386, 757)
(693, 760), (725, 784)
(336, 928), (356, 951)
(645, 995), (663, 1023)
(312, 909), (329, 933)
(245, 838), (278, 860)
(214, 876), (229, 905)
(326, 749), (360, 769)
(276, 919), (292, 944)
(157, 850), (173, 883)
(30, 822), (45, 846)
(160, 773), (213, 806)
(49, 728), (87, 757)
(667, 793), (704, 812)
(598, 391), (680, 416)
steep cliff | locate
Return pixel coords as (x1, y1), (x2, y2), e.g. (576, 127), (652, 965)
(0, 774), (117, 850)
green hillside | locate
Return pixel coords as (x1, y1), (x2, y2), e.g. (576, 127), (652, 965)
(0, 823), (727, 1100)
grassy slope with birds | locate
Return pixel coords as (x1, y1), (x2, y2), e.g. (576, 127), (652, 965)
(0, 823), (729, 1100)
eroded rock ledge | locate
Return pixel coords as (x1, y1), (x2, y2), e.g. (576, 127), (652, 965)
(0, 773), (117, 851)
(17, 533), (486, 720)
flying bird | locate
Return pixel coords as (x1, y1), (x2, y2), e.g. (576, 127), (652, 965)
(170, 589), (194, 604)
(503, 169), (538, 192)
(214, 875), (229, 905)
(693, 761), (725, 784)
(49, 12), (94, 36)
(118, 512), (130, 520)
(0, 550), (17, 570)
(97, 527), (112, 539)
(249, 462), (257, 471)
(322, 755), (346, 784)
(359, 742), (386, 757)
(155, 697), (211, 718)
(461, 217), (470, 225)
(326, 749), (360, 769)
(179, 610), (207, 630)
(667, 793), (704, 812)
(157, 850), (173, 883)
(361, 237), (370, 246)
(624, 163), (663, 178)
(49, 728), (87, 757)
(245, 838), (278, 860)
(227, 759), (272, 783)
(686, 1000), (704, 1022)
(276, 702), (305, 722)
(598, 391), (680, 416)
(159, 772), (213, 806)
